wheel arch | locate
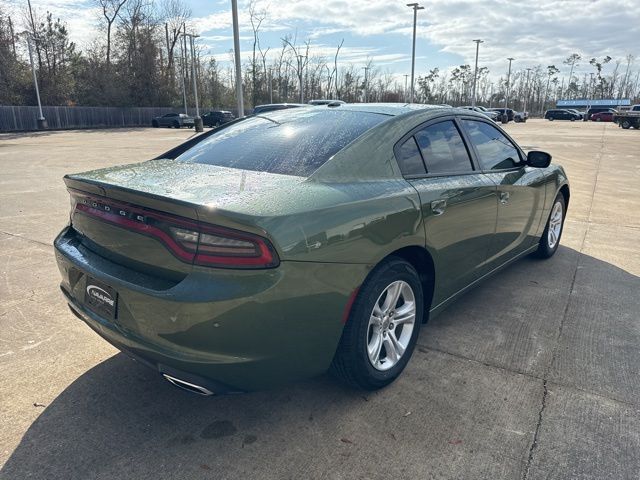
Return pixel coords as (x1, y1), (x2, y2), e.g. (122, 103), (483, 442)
(558, 183), (570, 209)
(379, 245), (436, 323)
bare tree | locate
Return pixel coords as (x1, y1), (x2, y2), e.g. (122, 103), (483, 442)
(249, 1), (267, 106)
(161, 0), (190, 79)
(590, 55), (612, 99)
(96, 0), (128, 66)
(563, 53), (581, 99)
(331, 39), (343, 99)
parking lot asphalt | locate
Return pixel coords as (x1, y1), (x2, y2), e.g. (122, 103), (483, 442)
(1, 120), (639, 480)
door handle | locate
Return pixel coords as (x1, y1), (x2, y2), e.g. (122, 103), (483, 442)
(431, 199), (447, 215)
(499, 192), (510, 204)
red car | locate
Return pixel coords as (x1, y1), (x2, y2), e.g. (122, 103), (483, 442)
(590, 110), (616, 122)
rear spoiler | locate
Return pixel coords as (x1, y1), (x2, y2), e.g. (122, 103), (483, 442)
(154, 116), (250, 160)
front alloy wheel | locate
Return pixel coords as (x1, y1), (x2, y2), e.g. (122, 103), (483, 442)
(536, 194), (565, 258)
(330, 257), (423, 390)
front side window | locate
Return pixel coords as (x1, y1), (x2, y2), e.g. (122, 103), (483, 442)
(461, 119), (521, 170)
(413, 121), (474, 174)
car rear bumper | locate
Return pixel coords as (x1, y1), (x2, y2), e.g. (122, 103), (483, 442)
(54, 227), (368, 392)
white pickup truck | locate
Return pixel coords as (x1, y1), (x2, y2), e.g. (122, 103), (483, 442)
(614, 105), (640, 129)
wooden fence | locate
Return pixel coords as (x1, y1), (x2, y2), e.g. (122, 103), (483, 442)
(0, 106), (204, 132)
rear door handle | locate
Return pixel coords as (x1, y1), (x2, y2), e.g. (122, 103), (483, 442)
(499, 192), (510, 204)
(431, 199), (447, 215)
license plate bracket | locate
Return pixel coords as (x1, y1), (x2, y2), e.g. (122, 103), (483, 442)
(84, 277), (118, 319)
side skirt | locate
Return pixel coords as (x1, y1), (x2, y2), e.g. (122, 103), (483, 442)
(427, 243), (539, 321)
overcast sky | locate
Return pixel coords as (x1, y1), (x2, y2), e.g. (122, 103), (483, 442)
(5, 0), (640, 80)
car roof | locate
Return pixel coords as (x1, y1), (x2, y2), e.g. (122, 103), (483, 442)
(326, 102), (449, 116)
(255, 103), (308, 108)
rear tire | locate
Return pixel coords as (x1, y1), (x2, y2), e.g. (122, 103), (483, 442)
(536, 194), (565, 259)
(152, 120), (159, 128)
(172, 121), (180, 128)
(621, 120), (631, 129)
(549, 117), (554, 121)
(330, 257), (424, 390)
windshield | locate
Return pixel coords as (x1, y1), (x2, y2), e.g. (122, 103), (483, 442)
(175, 108), (388, 176)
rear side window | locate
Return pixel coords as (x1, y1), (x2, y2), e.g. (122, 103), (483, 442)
(396, 137), (426, 175)
(176, 109), (387, 176)
(462, 119), (521, 170)
(413, 121), (474, 174)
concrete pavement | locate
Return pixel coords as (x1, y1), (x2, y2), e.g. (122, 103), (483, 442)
(0, 121), (638, 479)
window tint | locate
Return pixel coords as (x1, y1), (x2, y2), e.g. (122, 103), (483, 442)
(396, 137), (426, 175)
(413, 121), (473, 174)
(462, 119), (521, 170)
(176, 109), (387, 176)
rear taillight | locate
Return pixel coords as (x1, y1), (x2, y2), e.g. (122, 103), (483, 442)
(71, 191), (279, 269)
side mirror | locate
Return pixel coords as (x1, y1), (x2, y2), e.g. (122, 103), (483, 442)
(526, 150), (551, 168)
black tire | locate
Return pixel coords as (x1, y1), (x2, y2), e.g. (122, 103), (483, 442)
(172, 121), (180, 128)
(570, 117), (575, 122)
(330, 257), (424, 390)
(621, 120), (631, 129)
(549, 117), (554, 121)
(596, 117), (602, 122)
(152, 120), (159, 128)
(536, 194), (566, 259)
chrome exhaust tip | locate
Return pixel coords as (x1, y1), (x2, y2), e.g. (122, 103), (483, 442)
(162, 373), (214, 396)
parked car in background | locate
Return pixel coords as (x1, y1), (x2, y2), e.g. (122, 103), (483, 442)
(253, 103), (308, 114)
(489, 108), (515, 122)
(544, 109), (581, 121)
(308, 99), (346, 106)
(585, 107), (616, 121)
(590, 110), (616, 122)
(460, 106), (500, 121)
(54, 104), (569, 394)
(514, 111), (528, 123)
(566, 109), (584, 120)
(613, 105), (640, 129)
(152, 113), (195, 128)
(202, 110), (235, 127)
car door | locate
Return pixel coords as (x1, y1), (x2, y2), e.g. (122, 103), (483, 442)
(395, 117), (498, 306)
(459, 118), (546, 268)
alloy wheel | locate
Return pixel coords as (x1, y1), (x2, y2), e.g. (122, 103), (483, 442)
(548, 201), (563, 249)
(366, 280), (416, 371)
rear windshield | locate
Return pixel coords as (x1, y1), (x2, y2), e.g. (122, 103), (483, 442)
(175, 108), (388, 176)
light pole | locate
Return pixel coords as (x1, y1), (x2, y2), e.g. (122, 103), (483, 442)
(471, 39), (483, 106)
(406, 3), (424, 103)
(503, 57), (514, 123)
(404, 74), (409, 102)
(362, 66), (369, 103)
(179, 23), (188, 115)
(22, 32), (47, 129)
(523, 67), (531, 114)
(231, 0), (244, 117)
(182, 32), (203, 132)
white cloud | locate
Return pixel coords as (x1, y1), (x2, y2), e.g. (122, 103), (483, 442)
(194, 0), (639, 78)
(9, 0), (639, 80)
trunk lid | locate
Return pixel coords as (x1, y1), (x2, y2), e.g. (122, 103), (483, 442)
(64, 160), (306, 273)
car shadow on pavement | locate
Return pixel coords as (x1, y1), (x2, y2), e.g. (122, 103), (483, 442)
(2, 247), (639, 479)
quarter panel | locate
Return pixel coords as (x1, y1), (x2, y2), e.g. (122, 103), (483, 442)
(259, 180), (425, 264)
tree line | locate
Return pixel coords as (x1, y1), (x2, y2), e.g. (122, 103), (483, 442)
(1, 0), (638, 113)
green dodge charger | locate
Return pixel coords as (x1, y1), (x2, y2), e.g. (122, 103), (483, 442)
(55, 104), (569, 394)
